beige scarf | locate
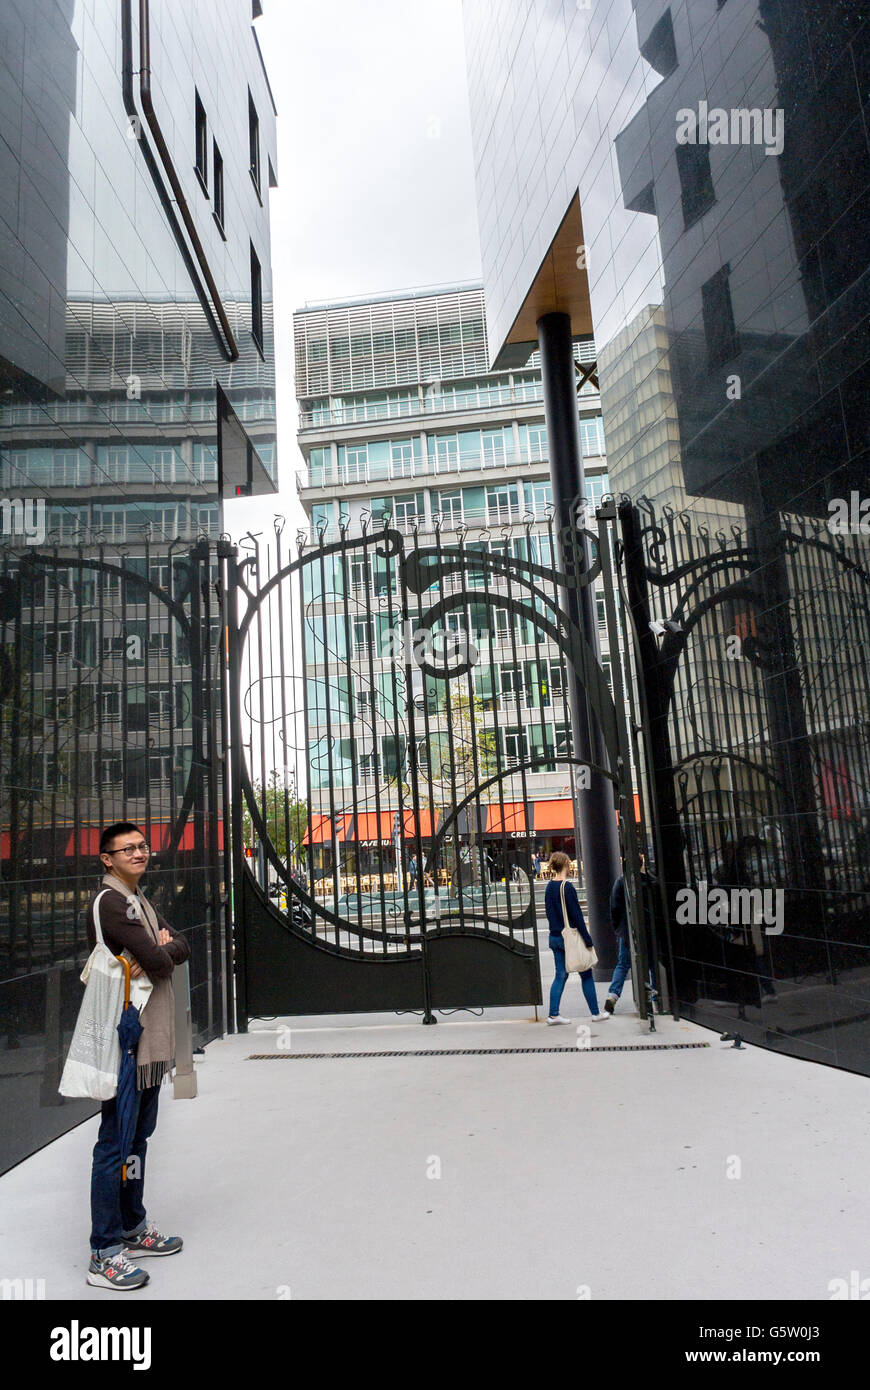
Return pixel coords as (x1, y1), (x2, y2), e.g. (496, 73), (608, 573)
(102, 872), (175, 1090)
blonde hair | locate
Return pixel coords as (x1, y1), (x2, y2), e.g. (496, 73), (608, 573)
(548, 851), (571, 875)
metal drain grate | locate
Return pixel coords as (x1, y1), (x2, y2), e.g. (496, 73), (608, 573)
(246, 1043), (711, 1059)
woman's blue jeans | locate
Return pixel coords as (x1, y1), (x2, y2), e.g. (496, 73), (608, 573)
(548, 935), (599, 1016)
(90, 1082), (161, 1256)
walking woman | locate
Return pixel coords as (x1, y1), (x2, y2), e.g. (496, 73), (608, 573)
(544, 851), (609, 1024)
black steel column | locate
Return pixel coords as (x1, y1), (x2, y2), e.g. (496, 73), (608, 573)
(538, 311), (620, 963)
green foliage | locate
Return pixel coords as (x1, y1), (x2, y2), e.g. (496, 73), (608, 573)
(243, 768), (308, 862)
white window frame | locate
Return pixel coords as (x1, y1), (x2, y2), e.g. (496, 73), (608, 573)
(437, 490), (462, 526)
(344, 446), (368, 483)
(482, 430), (506, 468)
(391, 440), (414, 478)
(435, 437), (459, 473)
(393, 497), (419, 532)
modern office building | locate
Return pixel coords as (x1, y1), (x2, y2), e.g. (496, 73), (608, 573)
(0, 0), (278, 1172)
(462, 0), (870, 1073)
(294, 284), (614, 880)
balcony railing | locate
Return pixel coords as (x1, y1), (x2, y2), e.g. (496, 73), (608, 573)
(297, 445), (606, 492)
(297, 382), (551, 430)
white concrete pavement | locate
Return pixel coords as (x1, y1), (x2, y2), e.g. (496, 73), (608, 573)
(2, 950), (869, 1301)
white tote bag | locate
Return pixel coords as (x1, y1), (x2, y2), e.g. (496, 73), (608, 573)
(561, 881), (598, 974)
(59, 890), (153, 1101)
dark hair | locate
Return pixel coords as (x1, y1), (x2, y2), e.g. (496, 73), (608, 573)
(100, 821), (143, 855)
(548, 851), (571, 874)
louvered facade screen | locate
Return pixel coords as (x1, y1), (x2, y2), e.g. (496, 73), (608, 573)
(295, 288), (495, 398)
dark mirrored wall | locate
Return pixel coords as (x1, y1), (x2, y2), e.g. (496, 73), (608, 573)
(0, 0), (277, 1171)
(592, 0), (870, 1071)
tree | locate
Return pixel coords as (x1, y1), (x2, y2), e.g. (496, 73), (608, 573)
(398, 687), (498, 890)
(243, 768), (308, 867)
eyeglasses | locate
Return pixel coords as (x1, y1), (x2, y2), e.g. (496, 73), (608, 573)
(106, 843), (150, 858)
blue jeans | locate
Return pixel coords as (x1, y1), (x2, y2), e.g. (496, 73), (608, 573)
(609, 931), (633, 998)
(609, 930), (657, 1000)
(548, 935), (599, 1016)
(90, 1082), (161, 1256)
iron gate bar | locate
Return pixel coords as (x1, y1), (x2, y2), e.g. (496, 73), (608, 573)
(596, 499), (649, 1019)
(403, 527), (434, 1020)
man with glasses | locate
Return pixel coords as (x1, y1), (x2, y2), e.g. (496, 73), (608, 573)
(86, 821), (190, 1290)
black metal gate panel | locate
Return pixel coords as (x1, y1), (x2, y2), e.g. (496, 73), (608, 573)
(618, 499), (870, 1069)
(0, 539), (227, 1173)
(223, 503), (645, 1025)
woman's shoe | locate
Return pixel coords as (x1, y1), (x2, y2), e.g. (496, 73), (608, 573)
(589, 1012), (610, 1021)
(546, 1015), (572, 1025)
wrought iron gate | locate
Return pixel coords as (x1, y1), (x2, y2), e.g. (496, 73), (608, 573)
(222, 501), (646, 1027)
(0, 538), (227, 1173)
(617, 499), (870, 1066)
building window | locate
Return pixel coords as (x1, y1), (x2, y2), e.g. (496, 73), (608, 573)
(391, 440), (414, 478)
(503, 728), (528, 767)
(579, 416), (606, 456)
(482, 428), (506, 467)
(356, 688), (376, 720)
(213, 141), (225, 232)
(195, 91), (208, 191)
(486, 483), (517, 523)
(349, 555), (371, 592)
(435, 436), (459, 472)
(437, 490), (463, 526)
(640, 9), (677, 76)
(353, 617), (374, 658)
(344, 445), (368, 483)
(248, 91), (261, 194)
(676, 141), (715, 228)
(393, 496), (419, 531)
(526, 479), (552, 515)
(250, 243), (263, 351)
(702, 264), (739, 368)
(527, 425), (548, 461)
(153, 448), (183, 483)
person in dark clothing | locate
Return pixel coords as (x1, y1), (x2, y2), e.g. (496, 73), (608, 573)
(85, 821), (190, 1291)
(543, 850), (608, 1024)
(605, 858), (658, 1013)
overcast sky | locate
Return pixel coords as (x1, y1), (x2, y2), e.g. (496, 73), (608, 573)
(225, 0), (483, 541)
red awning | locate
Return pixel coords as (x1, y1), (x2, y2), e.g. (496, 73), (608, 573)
(532, 799), (573, 832)
(485, 801), (527, 835)
(402, 808), (439, 839)
(337, 810), (440, 844)
(303, 813), (353, 845)
(347, 810), (395, 844)
(0, 821), (226, 858)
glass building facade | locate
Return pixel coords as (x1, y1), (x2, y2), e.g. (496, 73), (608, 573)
(463, 0), (870, 1074)
(0, 0), (278, 1173)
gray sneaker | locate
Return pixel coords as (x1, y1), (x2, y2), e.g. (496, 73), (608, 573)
(122, 1221), (183, 1257)
(87, 1249), (149, 1290)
